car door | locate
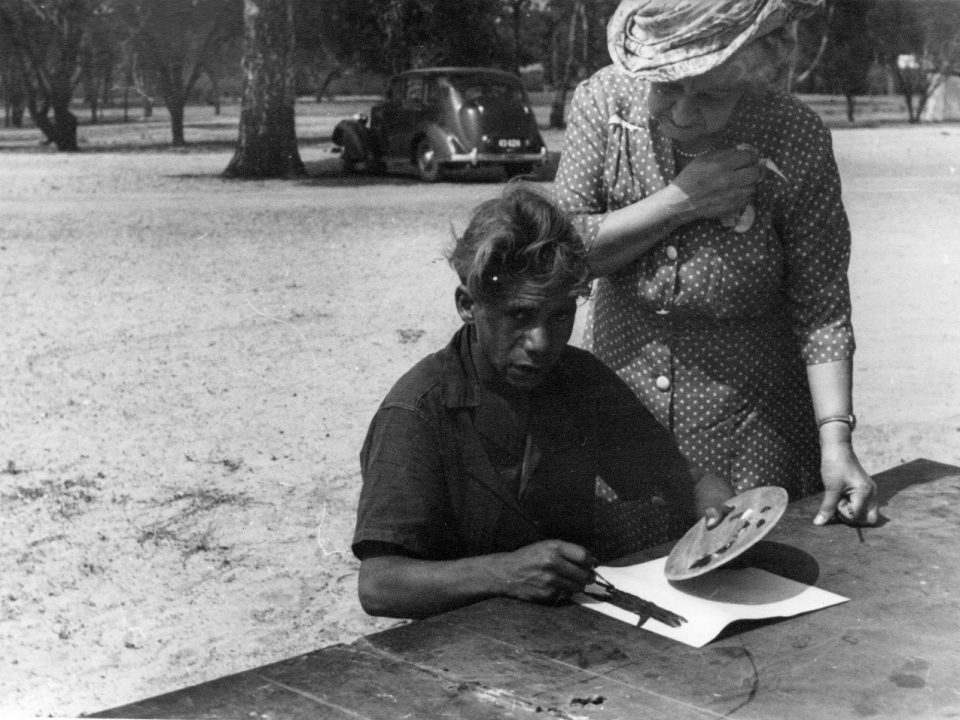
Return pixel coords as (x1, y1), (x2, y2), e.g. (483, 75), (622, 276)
(376, 77), (407, 160)
(380, 76), (426, 160)
(398, 76), (428, 158)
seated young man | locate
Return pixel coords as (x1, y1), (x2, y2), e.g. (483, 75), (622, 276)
(353, 184), (732, 619)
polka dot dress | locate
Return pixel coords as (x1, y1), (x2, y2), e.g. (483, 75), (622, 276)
(554, 66), (856, 499)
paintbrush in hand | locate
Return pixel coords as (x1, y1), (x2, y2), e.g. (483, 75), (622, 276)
(585, 571), (687, 628)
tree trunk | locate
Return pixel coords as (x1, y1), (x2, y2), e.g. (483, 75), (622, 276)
(210, 71), (221, 115)
(156, 65), (191, 145)
(792, 1), (835, 89)
(2, 66), (27, 127)
(101, 65), (113, 109)
(6, 95), (25, 128)
(224, 0), (305, 179)
(845, 93), (856, 122)
(53, 105), (79, 151)
(511, 0), (523, 75)
(28, 94), (79, 151)
(25, 70), (80, 151)
(549, 0), (584, 129)
(86, 81), (100, 124)
(169, 99), (186, 146)
(316, 65), (341, 102)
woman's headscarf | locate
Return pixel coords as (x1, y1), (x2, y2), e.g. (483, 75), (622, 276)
(608, 0), (822, 81)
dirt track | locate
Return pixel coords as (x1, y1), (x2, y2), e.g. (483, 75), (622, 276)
(2, 118), (959, 715)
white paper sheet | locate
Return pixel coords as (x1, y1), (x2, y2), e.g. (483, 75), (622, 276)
(573, 556), (848, 648)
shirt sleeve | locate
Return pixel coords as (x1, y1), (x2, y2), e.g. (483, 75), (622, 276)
(553, 77), (611, 248)
(775, 112), (856, 365)
(353, 403), (456, 561)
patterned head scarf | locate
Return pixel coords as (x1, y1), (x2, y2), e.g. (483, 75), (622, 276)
(608, 0), (822, 82)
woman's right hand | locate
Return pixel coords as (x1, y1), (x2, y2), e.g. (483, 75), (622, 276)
(589, 144), (762, 276)
(670, 145), (762, 222)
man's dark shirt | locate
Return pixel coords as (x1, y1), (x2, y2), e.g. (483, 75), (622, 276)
(353, 326), (695, 562)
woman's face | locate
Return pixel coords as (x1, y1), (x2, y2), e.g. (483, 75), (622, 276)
(647, 61), (748, 143)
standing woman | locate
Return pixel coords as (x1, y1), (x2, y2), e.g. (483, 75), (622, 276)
(554, 0), (878, 525)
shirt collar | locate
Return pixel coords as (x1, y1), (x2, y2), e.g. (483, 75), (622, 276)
(440, 325), (481, 409)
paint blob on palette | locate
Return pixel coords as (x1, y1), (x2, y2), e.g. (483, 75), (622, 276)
(664, 486), (789, 581)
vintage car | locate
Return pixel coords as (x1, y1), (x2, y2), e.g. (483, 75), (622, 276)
(332, 67), (547, 182)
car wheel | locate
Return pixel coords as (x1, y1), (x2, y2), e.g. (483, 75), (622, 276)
(415, 137), (442, 182)
(339, 139), (364, 174)
(503, 163), (535, 180)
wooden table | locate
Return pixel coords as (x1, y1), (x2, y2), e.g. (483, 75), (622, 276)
(91, 459), (960, 720)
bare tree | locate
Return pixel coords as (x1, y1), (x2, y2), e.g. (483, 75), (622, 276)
(868, 0), (960, 122)
(79, 12), (118, 123)
(549, 0), (586, 129)
(112, 0), (241, 145)
(0, 34), (28, 127)
(223, 0), (304, 178)
(504, 0), (532, 74)
(114, 40), (157, 122)
(317, 0), (501, 77)
(790, 0), (837, 90)
(0, 0), (106, 150)
(826, 0), (874, 122)
(791, 0), (875, 121)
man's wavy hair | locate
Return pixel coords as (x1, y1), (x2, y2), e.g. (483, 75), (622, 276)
(446, 183), (591, 304)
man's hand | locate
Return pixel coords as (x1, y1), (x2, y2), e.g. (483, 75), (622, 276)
(813, 442), (879, 526)
(692, 470), (736, 529)
(669, 145), (761, 222)
(496, 540), (596, 604)
(359, 542), (596, 618)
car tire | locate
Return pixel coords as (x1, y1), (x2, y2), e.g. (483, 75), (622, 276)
(339, 138), (364, 174)
(415, 137), (442, 182)
(341, 148), (384, 176)
(503, 163), (535, 180)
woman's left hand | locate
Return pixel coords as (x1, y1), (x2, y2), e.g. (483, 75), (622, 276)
(814, 442), (879, 526)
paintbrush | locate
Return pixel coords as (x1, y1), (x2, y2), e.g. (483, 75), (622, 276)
(587, 571), (687, 628)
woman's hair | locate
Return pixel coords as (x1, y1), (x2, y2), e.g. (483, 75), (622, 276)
(446, 183), (591, 304)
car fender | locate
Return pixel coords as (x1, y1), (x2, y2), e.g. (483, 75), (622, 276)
(333, 118), (378, 163)
(412, 123), (458, 164)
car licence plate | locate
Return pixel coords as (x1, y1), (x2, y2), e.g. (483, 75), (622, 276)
(497, 138), (522, 149)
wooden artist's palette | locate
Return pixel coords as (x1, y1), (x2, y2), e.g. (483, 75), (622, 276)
(665, 486), (789, 581)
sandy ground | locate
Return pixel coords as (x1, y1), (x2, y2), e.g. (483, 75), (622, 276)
(1, 103), (959, 717)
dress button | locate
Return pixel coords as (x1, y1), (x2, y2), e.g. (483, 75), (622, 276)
(665, 245), (678, 261)
(655, 375), (671, 391)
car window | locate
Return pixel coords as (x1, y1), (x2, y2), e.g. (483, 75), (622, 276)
(388, 78), (404, 103)
(425, 78), (442, 104)
(404, 77), (425, 105)
(453, 78), (525, 104)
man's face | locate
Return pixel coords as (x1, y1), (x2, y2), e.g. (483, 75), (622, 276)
(458, 281), (577, 390)
(647, 62), (746, 143)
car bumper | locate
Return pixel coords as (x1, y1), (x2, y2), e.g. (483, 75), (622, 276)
(447, 147), (546, 166)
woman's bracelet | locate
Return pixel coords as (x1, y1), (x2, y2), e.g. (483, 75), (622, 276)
(817, 413), (857, 431)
